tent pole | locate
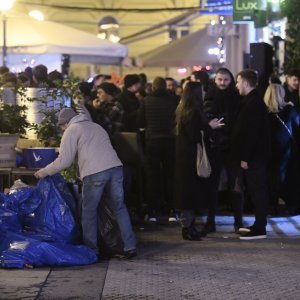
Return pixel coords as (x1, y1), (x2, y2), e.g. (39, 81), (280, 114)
(2, 15), (7, 67)
(165, 67), (168, 77)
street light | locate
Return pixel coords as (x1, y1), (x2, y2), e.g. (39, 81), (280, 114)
(0, 0), (14, 67)
(97, 16), (120, 43)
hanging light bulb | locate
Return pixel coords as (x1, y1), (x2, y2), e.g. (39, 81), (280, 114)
(29, 10), (44, 21)
(0, 0), (14, 12)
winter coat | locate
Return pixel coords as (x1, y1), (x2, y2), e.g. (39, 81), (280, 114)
(204, 77), (241, 153)
(117, 89), (140, 132)
(137, 91), (179, 140)
(175, 107), (212, 210)
(231, 89), (271, 164)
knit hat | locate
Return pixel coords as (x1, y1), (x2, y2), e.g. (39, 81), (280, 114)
(57, 108), (77, 125)
(98, 82), (120, 97)
(124, 74), (140, 88)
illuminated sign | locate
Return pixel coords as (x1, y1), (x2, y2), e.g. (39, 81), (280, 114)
(200, 0), (233, 16)
(233, 0), (267, 22)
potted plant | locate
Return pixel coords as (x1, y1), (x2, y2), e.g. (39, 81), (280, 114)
(28, 75), (82, 187)
(0, 85), (32, 137)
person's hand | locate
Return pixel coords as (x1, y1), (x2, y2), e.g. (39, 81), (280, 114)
(241, 161), (248, 170)
(208, 117), (225, 129)
(34, 169), (48, 179)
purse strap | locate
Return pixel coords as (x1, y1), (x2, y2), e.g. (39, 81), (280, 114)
(274, 113), (296, 143)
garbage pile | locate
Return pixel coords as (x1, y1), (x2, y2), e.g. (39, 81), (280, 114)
(0, 174), (97, 268)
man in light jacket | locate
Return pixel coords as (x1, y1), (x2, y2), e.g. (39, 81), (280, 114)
(35, 108), (136, 258)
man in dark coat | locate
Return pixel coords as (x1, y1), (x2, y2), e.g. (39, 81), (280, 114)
(233, 69), (271, 240)
(117, 74), (141, 132)
(203, 67), (243, 234)
(137, 77), (179, 221)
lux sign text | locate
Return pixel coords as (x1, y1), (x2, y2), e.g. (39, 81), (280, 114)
(236, 0), (258, 10)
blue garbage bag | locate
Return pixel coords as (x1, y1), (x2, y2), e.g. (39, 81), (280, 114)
(4, 186), (41, 215)
(0, 193), (6, 205)
(0, 206), (22, 233)
(0, 232), (97, 269)
(48, 174), (78, 219)
(23, 175), (79, 243)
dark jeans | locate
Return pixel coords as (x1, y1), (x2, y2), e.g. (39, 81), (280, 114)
(206, 152), (244, 227)
(241, 161), (269, 231)
(145, 138), (176, 214)
(82, 167), (136, 254)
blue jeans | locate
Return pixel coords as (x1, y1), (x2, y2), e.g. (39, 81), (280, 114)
(81, 167), (136, 254)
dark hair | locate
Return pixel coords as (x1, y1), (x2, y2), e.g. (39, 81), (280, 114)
(93, 74), (105, 81)
(48, 70), (64, 83)
(124, 74), (141, 88)
(192, 70), (209, 92)
(139, 73), (147, 85)
(78, 81), (93, 97)
(152, 77), (166, 93)
(176, 81), (203, 134)
(192, 70), (209, 83)
(286, 69), (300, 78)
(236, 69), (257, 87)
(33, 64), (48, 82)
(165, 77), (175, 82)
(98, 82), (120, 97)
(24, 67), (33, 81)
(216, 67), (232, 77)
(17, 72), (31, 84)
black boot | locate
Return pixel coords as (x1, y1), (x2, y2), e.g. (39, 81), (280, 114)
(182, 225), (202, 241)
(201, 211), (216, 236)
(201, 221), (216, 237)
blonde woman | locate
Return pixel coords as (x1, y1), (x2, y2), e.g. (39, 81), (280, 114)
(264, 84), (300, 215)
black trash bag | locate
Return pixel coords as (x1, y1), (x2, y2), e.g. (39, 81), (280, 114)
(97, 199), (123, 256)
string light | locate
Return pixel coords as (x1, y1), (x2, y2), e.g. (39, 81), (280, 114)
(217, 15), (226, 64)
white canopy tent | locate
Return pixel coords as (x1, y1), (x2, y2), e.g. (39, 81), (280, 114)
(139, 28), (220, 67)
(0, 16), (128, 70)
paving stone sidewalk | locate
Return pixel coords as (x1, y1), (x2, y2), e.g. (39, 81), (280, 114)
(1, 215), (299, 300)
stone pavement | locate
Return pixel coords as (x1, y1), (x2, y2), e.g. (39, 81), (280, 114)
(0, 215), (300, 300)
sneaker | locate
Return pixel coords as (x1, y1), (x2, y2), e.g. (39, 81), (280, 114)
(240, 230), (267, 240)
(112, 249), (137, 259)
(168, 210), (179, 223)
(144, 213), (157, 222)
(238, 226), (253, 234)
(148, 216), (157, 222)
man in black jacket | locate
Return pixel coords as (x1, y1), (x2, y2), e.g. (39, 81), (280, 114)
(137, 77), (179, 222)
(203, 67), (243, 235)
(234, 69), (271, 240)
(117, 74), (141, 132)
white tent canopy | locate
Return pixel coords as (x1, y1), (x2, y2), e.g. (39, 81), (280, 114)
(139, 29), (220, 67)
(0, 16), (127, 65)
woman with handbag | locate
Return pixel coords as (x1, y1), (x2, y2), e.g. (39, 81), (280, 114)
(175, 81), (224, 240)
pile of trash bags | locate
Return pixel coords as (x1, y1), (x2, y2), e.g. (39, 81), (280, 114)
(0, 174), (97, 268)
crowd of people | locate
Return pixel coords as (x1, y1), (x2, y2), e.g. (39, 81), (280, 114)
(2, 63), (299, 255)
(0, 64), (63, 88)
